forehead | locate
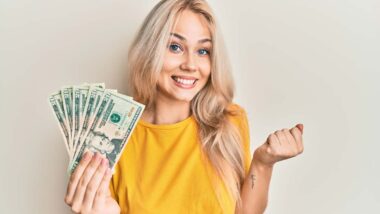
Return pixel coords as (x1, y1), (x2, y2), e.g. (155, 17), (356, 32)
(172, 9), (211, 40)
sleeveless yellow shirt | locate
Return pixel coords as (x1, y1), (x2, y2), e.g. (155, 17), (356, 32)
(109, 104), (251, 214)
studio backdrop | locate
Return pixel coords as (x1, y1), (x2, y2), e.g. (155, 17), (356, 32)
(0, 0), (379, 213)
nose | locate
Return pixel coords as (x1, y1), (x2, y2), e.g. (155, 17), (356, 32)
(180, 52), (197, 72)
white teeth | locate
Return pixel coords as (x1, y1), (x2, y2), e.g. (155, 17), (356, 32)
(173, 77), (196, 85)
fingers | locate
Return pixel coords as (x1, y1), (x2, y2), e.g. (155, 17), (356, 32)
(273, 129), (288, 152)
(81, 158), (109, 212)
(93, 167), (113, 210)
(276, 129), (290, 145)
(266, 133), (281, 155)
(261, 124), (305, 166)
(267, 125), (304, 157)
(296, 124), (304, 134)
(65, 151), (93, 206)
(274, 129), (294, 156)
(282, 128), (300, 156)
(71, 152), (103, 213)
(291, 125), (304, 154)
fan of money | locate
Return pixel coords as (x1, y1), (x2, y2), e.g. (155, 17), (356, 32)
(48, 83), (145, 174)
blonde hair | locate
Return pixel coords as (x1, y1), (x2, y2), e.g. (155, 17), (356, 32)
(127, 0), (246, 212)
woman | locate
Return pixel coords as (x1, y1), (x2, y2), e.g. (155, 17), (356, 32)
(64, 0), (304, 213)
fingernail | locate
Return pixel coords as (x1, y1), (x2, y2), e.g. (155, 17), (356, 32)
(83, 151), (91, 160)
(102, 158), (109, 166)
(93, 152), (100, 160)
(296, 124), (304, 134)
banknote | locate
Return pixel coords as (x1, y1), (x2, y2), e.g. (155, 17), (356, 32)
(48, 92), (71, 157)
(73, 85), (91, 155)
(73, 84), (105, 154)
(51, 83), (104, 158)
(73, 86), (106, 159)
(61, 86), (74, 151)
(49, 83), (144, 174)
(68, 91), (144, 173)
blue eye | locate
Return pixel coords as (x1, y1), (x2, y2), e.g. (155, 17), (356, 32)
(198, 49), (210, 55)
(169, 44), (182, 53)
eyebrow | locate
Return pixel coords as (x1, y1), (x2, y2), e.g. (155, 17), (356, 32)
(170, 33), (212, 44)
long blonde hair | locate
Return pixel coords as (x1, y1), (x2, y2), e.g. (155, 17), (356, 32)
(127, 0), (246, 212)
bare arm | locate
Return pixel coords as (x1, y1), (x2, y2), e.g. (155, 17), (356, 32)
(239, 152), (274, 214)
(237, 124), (304, 214)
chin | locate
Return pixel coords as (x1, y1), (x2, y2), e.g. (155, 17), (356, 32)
(173, 94), (196, 103)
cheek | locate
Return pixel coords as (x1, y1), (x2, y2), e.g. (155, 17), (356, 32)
(159, 54), (183, 87)
(199, 60), (211, 79)
(162, 52), (182, 72)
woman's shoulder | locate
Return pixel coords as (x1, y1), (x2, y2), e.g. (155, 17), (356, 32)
(227, 103), (251, 160)
(226, 103), (249, 126)
(227, 103), (247, 117)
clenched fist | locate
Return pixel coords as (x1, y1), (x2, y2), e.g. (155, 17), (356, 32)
(253, 124), (304, 167)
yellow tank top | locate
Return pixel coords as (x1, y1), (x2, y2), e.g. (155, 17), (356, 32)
(109, 104), (251, 214)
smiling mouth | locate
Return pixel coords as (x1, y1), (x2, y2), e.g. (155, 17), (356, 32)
(171, 76), (198, 86)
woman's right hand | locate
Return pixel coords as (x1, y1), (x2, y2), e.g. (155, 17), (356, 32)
(64, 151), (120, 214)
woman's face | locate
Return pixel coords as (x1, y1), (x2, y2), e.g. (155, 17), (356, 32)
(157, 9), (212, 103)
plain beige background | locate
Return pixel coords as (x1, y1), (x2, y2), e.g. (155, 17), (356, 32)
(1, 0), (379, 213)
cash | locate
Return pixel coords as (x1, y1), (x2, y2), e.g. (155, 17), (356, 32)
(48, 83), (145, 174)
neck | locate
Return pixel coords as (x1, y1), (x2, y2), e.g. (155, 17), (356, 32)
(141, 93), (192, 125)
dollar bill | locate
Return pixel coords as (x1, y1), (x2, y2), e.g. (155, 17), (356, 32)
(79, 83), (106, 129)
(72, 86), (106, 159)
(48, 92), (71, 157)
(73, 83), (105, 149)
(49, 83), (143, 173)
(68, 91), (144, 173)
(73, 85), (89, 155)
(64, 83), (105, 159)
(61, 86), (74, 152)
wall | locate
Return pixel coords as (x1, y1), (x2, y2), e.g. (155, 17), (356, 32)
(1, 0), (379, 213)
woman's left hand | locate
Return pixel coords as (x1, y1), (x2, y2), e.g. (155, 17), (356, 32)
(253, 124), (304, 168)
